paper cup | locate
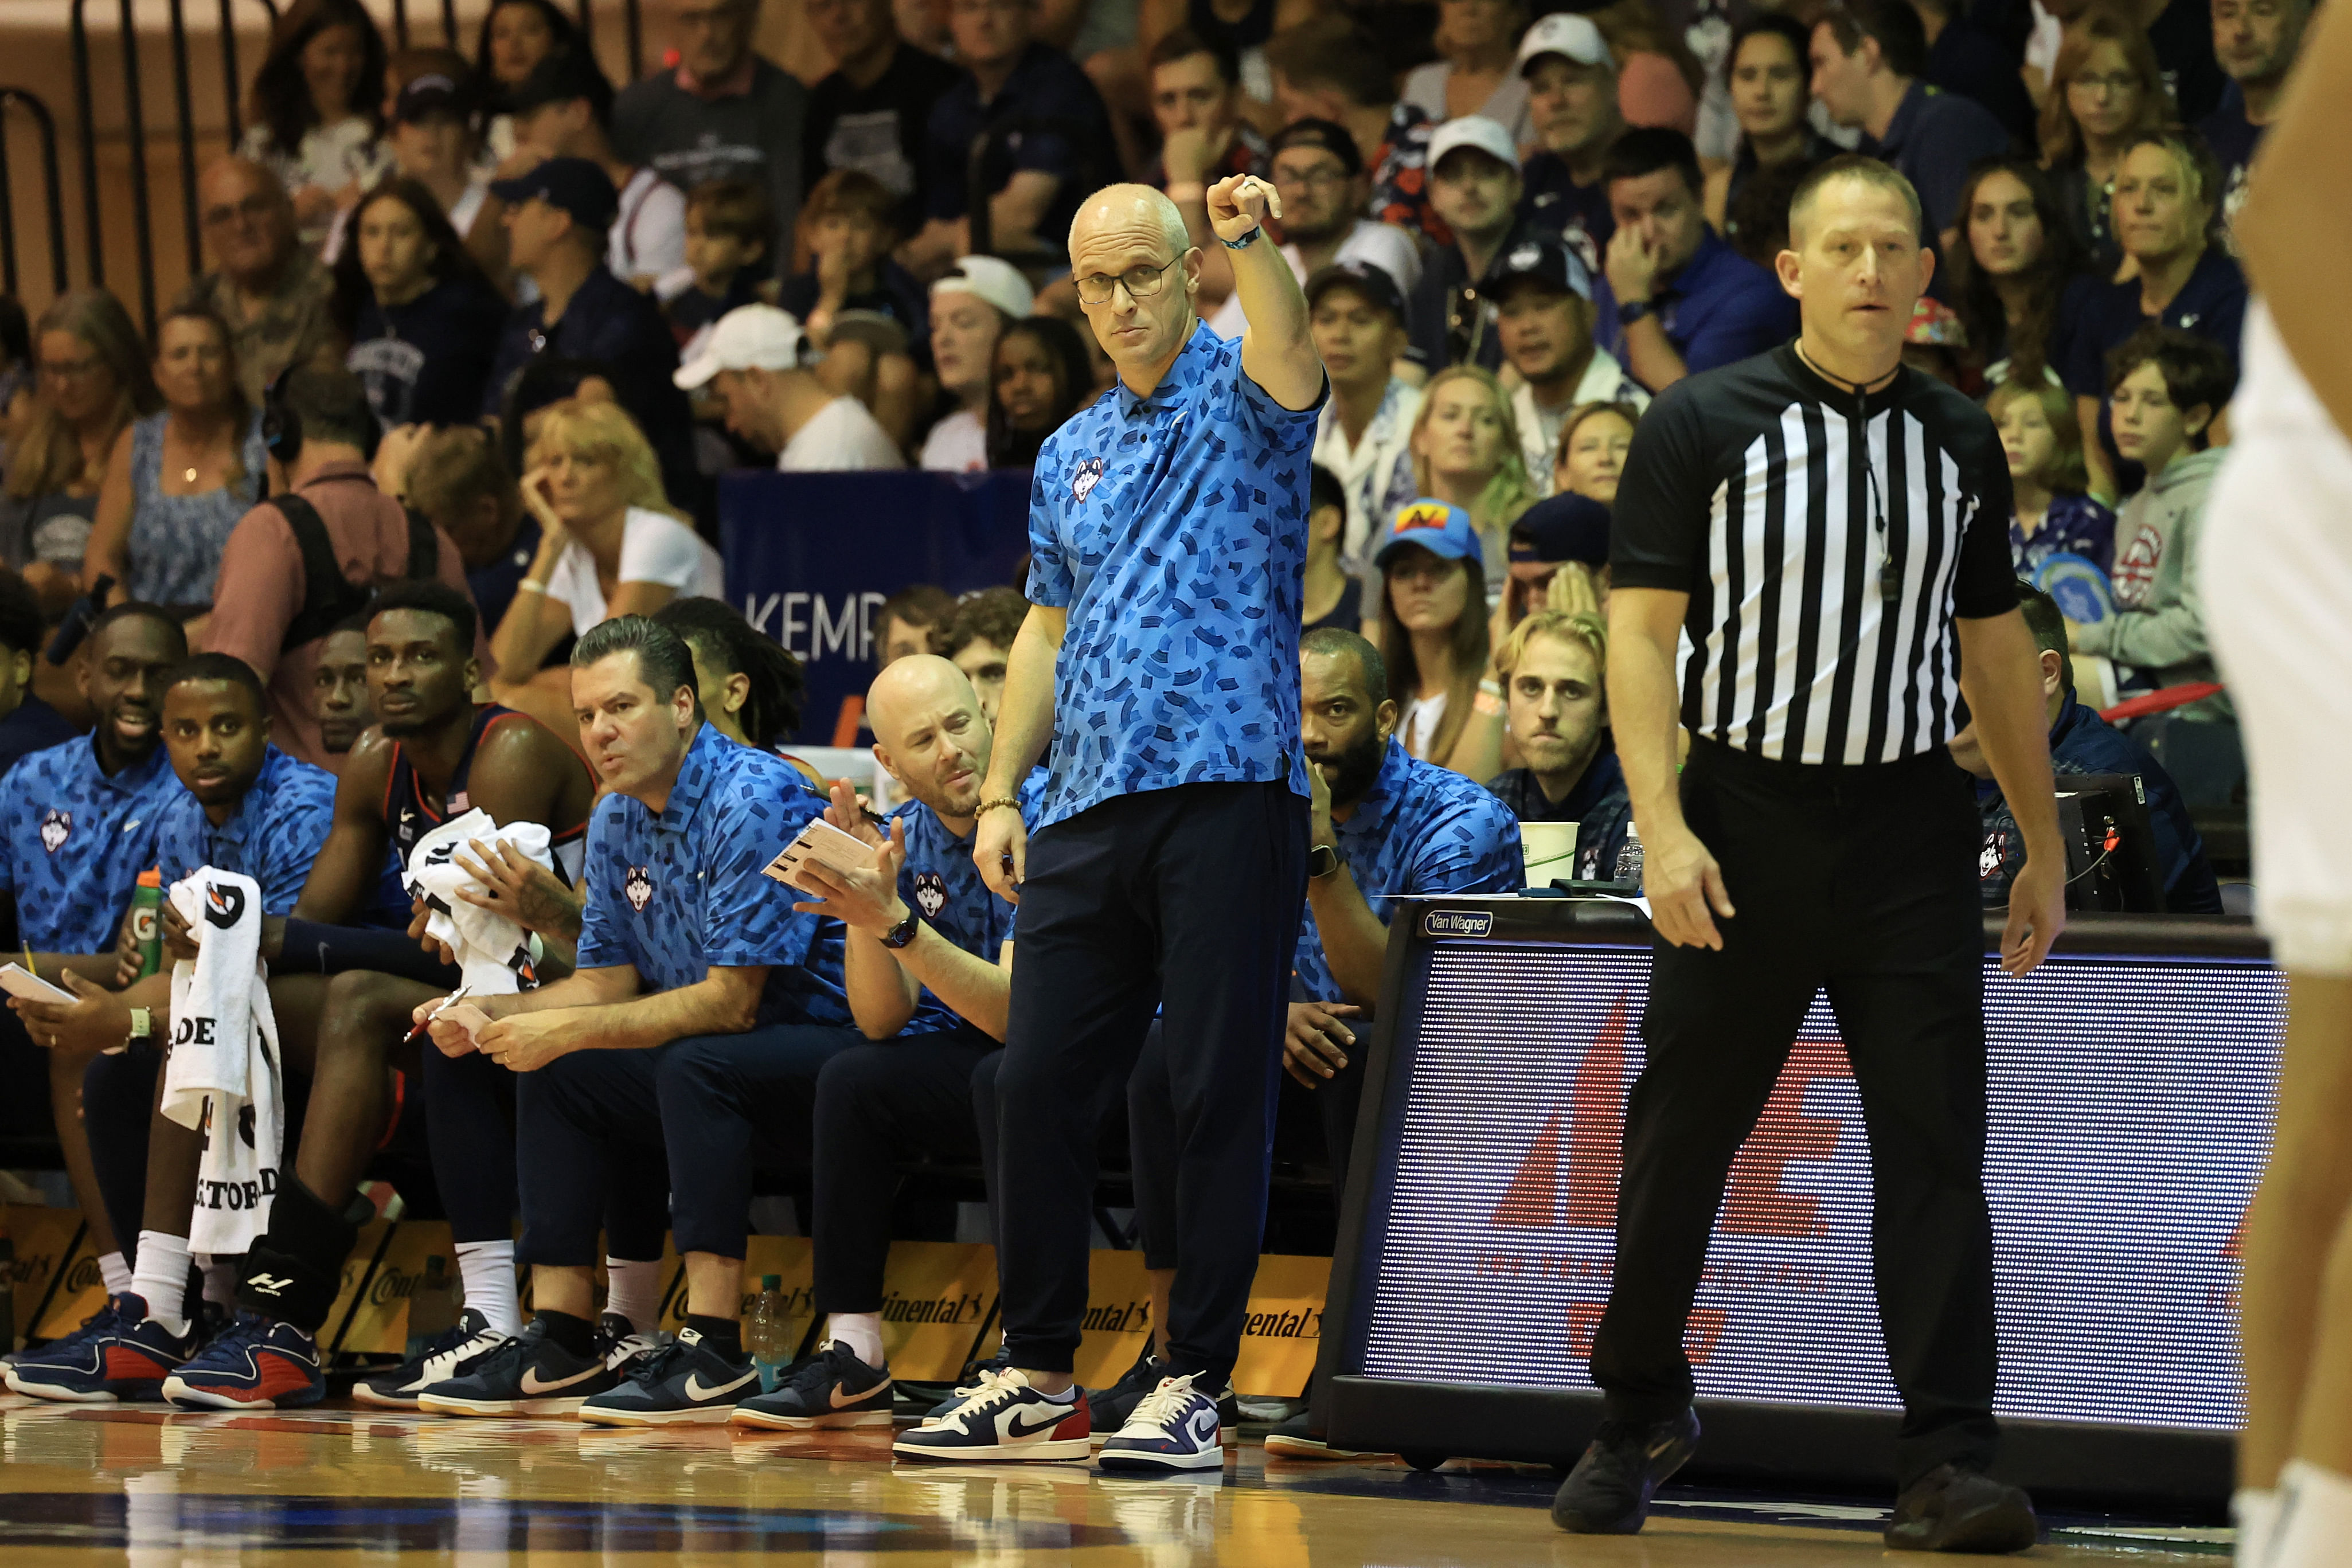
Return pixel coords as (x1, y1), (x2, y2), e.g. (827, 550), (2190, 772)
(1521, 820), (1579, 888)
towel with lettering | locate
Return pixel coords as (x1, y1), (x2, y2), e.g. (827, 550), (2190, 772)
(159, 868), (283, 1254)
(402, 808), (552, 994)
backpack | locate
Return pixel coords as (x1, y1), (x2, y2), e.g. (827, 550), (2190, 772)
(273, 483), (443, 652)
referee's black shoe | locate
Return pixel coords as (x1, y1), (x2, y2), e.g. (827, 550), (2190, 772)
(1885, 1465), (2039, 1553)
(1550, 1408), (1699, 1534)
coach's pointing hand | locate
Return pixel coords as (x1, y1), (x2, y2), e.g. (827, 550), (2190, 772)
(1644, 822), (1734, 951)
(1206, 171), (1280, 243)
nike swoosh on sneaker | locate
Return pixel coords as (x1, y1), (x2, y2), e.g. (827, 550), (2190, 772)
(830, 1381), (884, 1410)
(1002, 1406), (1072, 1440)
(518, 1364), (605, 1395)
(682, 1369), (757, 1402)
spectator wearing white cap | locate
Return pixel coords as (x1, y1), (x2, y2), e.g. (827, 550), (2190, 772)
(1409, 116), (1566, 374)
(675, 304), (905, 471)
(920, 255), (1033, 472)
(1401, 0), (1536, 148)
(1516, 14), (1624, 275)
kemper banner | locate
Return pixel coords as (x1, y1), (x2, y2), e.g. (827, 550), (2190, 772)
(718, 470), (1033, 746)
(1357, 945), (2279, 1430)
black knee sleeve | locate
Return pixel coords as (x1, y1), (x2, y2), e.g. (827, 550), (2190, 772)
(236, 1176), (358, 1332)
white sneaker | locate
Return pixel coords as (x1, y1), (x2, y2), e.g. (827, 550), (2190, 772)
(1096, 1374), (1225, 1473)
(892, 1367), (1093, 1463)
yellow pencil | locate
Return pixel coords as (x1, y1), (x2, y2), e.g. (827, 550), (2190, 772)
(21, 943), (35, 979)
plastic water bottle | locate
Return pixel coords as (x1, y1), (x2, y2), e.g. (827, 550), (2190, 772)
(748, 1276), (788, 1392)
(407, 1255), (456, 1358)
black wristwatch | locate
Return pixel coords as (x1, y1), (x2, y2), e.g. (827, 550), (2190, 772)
(1619, 298), (1653, 325)
(881, 912), (922, 949)
(1308, 843), (1341, 879)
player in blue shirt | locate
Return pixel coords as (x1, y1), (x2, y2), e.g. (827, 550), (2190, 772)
(6, 653), (340, 1405)
(419, 617), (849, 1426)
(730, 654), (1031, 1430)
(0, 603), (185, 1355)
(1123, 628), (1522, 1454)
(936, 172), (1326, 1472)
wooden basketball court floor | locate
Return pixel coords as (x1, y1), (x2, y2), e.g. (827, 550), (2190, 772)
(0, 1395), (2228, 1564)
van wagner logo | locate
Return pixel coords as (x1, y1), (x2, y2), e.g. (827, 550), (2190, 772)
(1421, 908), (1494, 939)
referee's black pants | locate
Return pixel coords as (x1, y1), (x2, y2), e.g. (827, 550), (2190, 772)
(996, 780), (1307, 1390)
(1591, 738), (1999, 1487)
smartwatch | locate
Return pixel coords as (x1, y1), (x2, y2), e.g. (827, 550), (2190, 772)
(127, 1007), (153, 1049)
(1308, 843), (1341, 880)
(882, 912), (923, 949)
(1618, 298), (1653, 326)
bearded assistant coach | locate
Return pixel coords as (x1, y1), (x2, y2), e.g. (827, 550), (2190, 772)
(920, 173), (1323, 1471)
(1556, 156), (2068, 1554)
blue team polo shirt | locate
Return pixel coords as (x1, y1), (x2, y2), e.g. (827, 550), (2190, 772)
(884, 769), (1045, 1035)
(1593, 229), (1798, 390)
(577, 724), (849, 1028)
(152, 746), (338, 916)
(1295, 739), (1522, 1002)
(0, 736), (180, 953)
(1026, 320), (1324, 829)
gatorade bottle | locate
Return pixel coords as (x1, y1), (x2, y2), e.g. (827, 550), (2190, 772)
(748, 1276), (788, 1393)
(130, 869), (164, 978)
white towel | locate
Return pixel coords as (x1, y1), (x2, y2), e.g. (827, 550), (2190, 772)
(403, 808), (554, 994)
(159, 869), (283, 1256)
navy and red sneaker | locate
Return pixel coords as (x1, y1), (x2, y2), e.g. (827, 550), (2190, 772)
(160, 1313), (325, 1410)
(3, 1293), (195, 1403)
(892, 1368), (1093, 1463)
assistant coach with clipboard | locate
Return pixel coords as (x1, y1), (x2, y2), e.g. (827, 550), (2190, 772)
(1556, 155), (2068, 1554)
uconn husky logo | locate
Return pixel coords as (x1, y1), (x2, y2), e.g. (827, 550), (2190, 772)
(1421, 908), (1494, 939)
(624, 866), (654, 912)
(913, 871), (947, 919)
(38, 809), (69, 854)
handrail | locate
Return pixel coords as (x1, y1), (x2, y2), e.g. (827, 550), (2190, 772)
(0, 89), (73, 296)
(65, 0), (643, 326)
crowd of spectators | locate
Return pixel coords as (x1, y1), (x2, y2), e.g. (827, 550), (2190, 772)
(0, 0), (2299, 899)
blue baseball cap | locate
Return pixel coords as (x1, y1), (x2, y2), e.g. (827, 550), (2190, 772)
(1374, 499), (1482, 567)
(489, 156), (618, 235)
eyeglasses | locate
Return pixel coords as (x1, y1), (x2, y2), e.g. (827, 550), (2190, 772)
(38, 355), (103, 381)
(2068, 72), (2142, 96)
(1075, 255), (1180, 306)
(201, 194), (278, 228)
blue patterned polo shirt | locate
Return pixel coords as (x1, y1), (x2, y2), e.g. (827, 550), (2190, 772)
(153, 745), (338, 916)
(1296, 738), (1523, 1001)
(886, 768), (1044, 1035)
(0, 736), (179, 954)
(1025, 321), (1325, 829)
(577, 724), (848, 1029)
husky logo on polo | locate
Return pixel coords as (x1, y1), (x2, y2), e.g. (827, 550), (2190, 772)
(913, 871), (947, 919)
(204, 881), (247, 929)
(1421, 908), (1493, 939)
(1071, 457), (1105, 503)
(625, 866), (654, 912)
(38, 809), (69, 854)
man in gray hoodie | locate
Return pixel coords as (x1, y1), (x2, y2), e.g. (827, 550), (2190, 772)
(2071, 324), (2238, 718)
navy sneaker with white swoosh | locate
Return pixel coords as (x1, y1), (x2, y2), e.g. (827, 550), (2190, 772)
(732, 1340), (894, 1430)
(352, 1309), (511, 1409)
(416, 1316), (625, 1417)
(579, 1327), (759, 1426)
(892, 1368), (1093, 1462)
(1096, 1374), (1226, 1473)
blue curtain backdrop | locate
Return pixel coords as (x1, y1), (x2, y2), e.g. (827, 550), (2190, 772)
(720, 468), (1034, 745)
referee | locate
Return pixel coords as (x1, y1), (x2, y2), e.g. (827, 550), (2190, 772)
(1556, 156), (2065, 1553)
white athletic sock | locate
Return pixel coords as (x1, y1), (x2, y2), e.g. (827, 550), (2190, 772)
(97, 1250), (132, 1298)
(2274, 1460), (2352, 1566)
(454, 1241), (521, 1338)
(2234, 1487), (2280, 1565)
(130, 1231), (192, 1335)
(827, 1312), (885, 1368)
(603, 1256), (661, 1337)
(196, 1255), (236, 1309)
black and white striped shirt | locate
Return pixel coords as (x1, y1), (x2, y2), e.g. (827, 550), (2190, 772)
(1610, 343), (2015, 766)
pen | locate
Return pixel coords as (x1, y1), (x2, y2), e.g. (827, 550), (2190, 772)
(403, 985), (474, 1046)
